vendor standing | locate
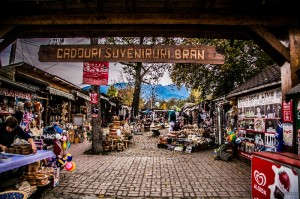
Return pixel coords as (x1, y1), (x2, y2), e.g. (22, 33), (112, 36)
(0, 116), (37, 154)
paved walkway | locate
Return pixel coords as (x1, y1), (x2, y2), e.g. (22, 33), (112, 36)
(41, 129), (251, 199)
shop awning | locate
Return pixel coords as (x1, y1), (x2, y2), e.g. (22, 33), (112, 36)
(100, 95), (109, 101)
(110, 101), (116, 107)
(47, 87), (75, 100)
(0, 76), (35, 93)
(285, 84), (300, 102)
(75, 91), (90, 101)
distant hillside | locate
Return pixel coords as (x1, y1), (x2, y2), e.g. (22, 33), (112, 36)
(83, 83), (189, 100)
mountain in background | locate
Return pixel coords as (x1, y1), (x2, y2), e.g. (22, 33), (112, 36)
(83, 83), (190, 100)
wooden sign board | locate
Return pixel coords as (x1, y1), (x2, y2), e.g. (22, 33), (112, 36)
(39, 45), (225, 64)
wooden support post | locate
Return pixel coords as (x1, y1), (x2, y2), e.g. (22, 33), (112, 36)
(289, 28), (300, 88)
(90, 38), (103, 153)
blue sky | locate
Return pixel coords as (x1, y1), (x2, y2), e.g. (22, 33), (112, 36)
(0, 38), (173, 87)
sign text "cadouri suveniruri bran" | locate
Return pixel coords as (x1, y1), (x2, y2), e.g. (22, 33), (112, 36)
(38, 45), (225, 64)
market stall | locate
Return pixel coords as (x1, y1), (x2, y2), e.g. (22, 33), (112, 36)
(0, 149), (57, 197)
(157, 125), (214, 153)
(102, 117), (133, 151)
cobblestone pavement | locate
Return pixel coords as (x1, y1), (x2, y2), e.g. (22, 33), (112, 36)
(40, 129), (251, 199)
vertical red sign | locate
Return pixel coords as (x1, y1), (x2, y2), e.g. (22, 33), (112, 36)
(90, 92), (98, 104)
(282, 100), (293, 123)
(83, 62), (109, 85)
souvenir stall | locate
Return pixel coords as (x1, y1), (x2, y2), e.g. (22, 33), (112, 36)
(235, 88), (282, 160)
(157, 125), (214, 153)
(0, 148), (57, 196)
(251, 85), (300, 199)
(102, 117), (133, 151)
(0, 85), (33, 123)
(47, 86), (75, 125)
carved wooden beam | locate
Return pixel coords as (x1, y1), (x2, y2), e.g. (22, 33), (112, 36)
(250, 25), (290, 63)
(0, 14), (296, 26)
(289, 27), (300, 87)
(0, 25), (17, 38)
(0, 28), (22, 53)
(18, 24), (249, 39)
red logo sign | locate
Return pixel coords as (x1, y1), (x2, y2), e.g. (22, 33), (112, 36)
(83, 62), (109, 85)
(252, 156), (298, 199)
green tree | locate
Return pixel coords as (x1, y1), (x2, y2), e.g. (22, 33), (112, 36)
(117, 86), (144, 110)
(107, 84), (118, 97)
(187, 89), (201, 103)
(170, 39), (275, 99)
(166, 98), (186, 110)
(104, 37), (174, 118)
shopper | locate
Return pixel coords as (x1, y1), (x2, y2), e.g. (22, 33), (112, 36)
(168, 109), (176, 132)
(189, 112), (193, 125)
(0, 116), (37, 154)
(197, 111), (202, 128)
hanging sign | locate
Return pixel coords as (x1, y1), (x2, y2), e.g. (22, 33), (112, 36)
(83, 62), (109, 85)
(38, 45), (225, 64)
(282, 100), (293, 123)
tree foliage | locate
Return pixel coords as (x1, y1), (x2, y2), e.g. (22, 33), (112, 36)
(106, 84), (118, 97)
(187, 89), (201, 103)
(159, 102), (168, 110)
(165, 98), (186, 110)
(117, 86), (144, 109)
(170, 39), (275, 99)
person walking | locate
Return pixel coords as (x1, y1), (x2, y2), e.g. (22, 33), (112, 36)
(189, 112), (193, 125)
(197, 111), (203, 128)
(168, 109), (176, 132)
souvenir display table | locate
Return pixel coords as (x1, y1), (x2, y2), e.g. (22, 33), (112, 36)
(157, 126), (214, 153)
(0, 150), (55, 173)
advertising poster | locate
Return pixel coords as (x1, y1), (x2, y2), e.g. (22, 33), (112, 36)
(254, 118), (265, 132)
(238, 89), (282, 119)
(283, 123), (293, 146)
(252, 156), (298, 199)
(264, 133), (276, 151)
(265, 119), (278, 133)
(83, 62), (109, 85)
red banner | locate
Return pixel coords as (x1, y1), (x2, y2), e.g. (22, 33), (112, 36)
(252, 156), (298, 199)
(83, 62), (109, 85)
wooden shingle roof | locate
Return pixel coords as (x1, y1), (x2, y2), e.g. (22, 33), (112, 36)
(227, 64), (281, 98)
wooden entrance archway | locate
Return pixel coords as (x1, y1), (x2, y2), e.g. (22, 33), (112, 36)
(0, 0), (299, 96)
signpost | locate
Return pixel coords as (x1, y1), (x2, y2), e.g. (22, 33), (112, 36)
(38, 44), (225, 64)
